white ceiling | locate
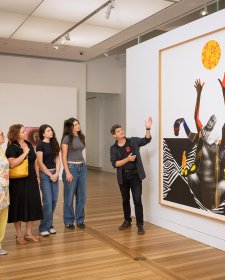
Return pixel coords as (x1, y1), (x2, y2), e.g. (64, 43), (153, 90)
(0, 0), (218, 61)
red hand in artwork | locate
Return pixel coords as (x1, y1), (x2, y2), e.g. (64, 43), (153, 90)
(222, 73), (225, 88)
(218, 73), (225, 89)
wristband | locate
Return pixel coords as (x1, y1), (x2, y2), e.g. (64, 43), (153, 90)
(146, 128), (151, 130)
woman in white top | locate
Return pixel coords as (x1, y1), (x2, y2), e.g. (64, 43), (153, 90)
(0, 129), (9, 255)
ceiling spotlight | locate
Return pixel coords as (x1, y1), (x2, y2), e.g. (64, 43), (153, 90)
(200, 5), (208, 16)
(104, 50), (109, 57)
(65, 33), (70, 41)
(53, 44), (59, 50)
(60, 37), (65, 45)
(105, 0), (115, 19)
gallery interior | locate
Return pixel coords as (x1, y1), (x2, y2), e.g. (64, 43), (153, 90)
(0, 0), (225, 279)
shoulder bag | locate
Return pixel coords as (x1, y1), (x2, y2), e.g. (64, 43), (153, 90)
(9, 144), (29, 179)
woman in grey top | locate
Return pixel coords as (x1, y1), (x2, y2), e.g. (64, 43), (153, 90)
(61, 118), (87, 229)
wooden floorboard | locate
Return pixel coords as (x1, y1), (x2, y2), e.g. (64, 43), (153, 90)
(1, 170), (225, 280)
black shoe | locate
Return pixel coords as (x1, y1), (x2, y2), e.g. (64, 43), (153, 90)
(65, 224), (75, 229)
(137, 225), (145, 235)
(77, 223), (85, 228)
(119, 221), (131, 230)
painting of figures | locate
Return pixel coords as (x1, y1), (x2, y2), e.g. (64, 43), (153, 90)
(159, 27), (225, 220)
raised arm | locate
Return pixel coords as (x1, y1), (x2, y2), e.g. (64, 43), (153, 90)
(145, 116), (152, 139)
(174, 118), (185, 136)
(174, 118), (198, 143)
(194, 79), (204, 132)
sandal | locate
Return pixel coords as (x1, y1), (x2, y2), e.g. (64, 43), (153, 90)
(16, 236), (27, 245)
(24, 234), (40, 242)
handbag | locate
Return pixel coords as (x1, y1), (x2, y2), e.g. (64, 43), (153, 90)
(9, 158), (29, 179)
(9, 144), (29, 179)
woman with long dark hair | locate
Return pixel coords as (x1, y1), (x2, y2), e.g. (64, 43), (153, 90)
(61, 118), (87, 229)
(36, 125), (60, 236)
(6, 124), (42, 244)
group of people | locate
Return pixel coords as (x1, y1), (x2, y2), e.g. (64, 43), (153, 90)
(0, 116), (152, 256)
(0, 117), (87, 255)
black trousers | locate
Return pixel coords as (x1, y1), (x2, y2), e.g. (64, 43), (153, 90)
(119, 172), (143, 226)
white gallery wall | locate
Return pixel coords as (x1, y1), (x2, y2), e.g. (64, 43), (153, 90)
(86, 55), (126, 172)
(0, 83), (77, 148)
(87, 55), (126, 94)
(101, 92), (126, 172)
(86, 92), (126, 172)
(0, 55), (86, 137)
(127, 9), (225, 250)
(86, 96), (102, 167)
(0, 53), (126, 174)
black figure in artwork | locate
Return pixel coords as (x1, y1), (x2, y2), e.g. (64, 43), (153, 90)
(173, 73), (225, 210)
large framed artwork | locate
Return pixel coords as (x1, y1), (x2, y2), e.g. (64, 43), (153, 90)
(25, 127), (40, 148)
(159, 27), (225, 221)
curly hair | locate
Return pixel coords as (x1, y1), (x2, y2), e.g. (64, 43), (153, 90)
(39, 124), (60, 157)
(7, 124), (24, 145)
(61, 118), (85, 146)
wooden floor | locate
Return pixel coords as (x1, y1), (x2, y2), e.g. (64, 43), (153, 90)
(1, 170), (225, 280)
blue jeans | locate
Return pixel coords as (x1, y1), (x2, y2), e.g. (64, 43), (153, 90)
(39, 170), (59, 232)
(62, 163), (87, 225)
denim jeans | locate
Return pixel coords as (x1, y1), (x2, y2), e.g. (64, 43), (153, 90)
(39, 170), (59, 232)
(62, 163), (87, 225)
(119, 172), (143, 225)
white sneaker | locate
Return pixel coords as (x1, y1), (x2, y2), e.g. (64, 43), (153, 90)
(39, 231), (50, 237)
(49, 227), (56, 234)
(0, 249), (7, 255)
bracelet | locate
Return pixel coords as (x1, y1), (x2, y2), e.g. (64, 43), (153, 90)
(146, 128), (151, 130)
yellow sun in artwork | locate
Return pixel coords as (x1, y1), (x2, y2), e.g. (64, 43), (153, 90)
(202, 40), (221, 70)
